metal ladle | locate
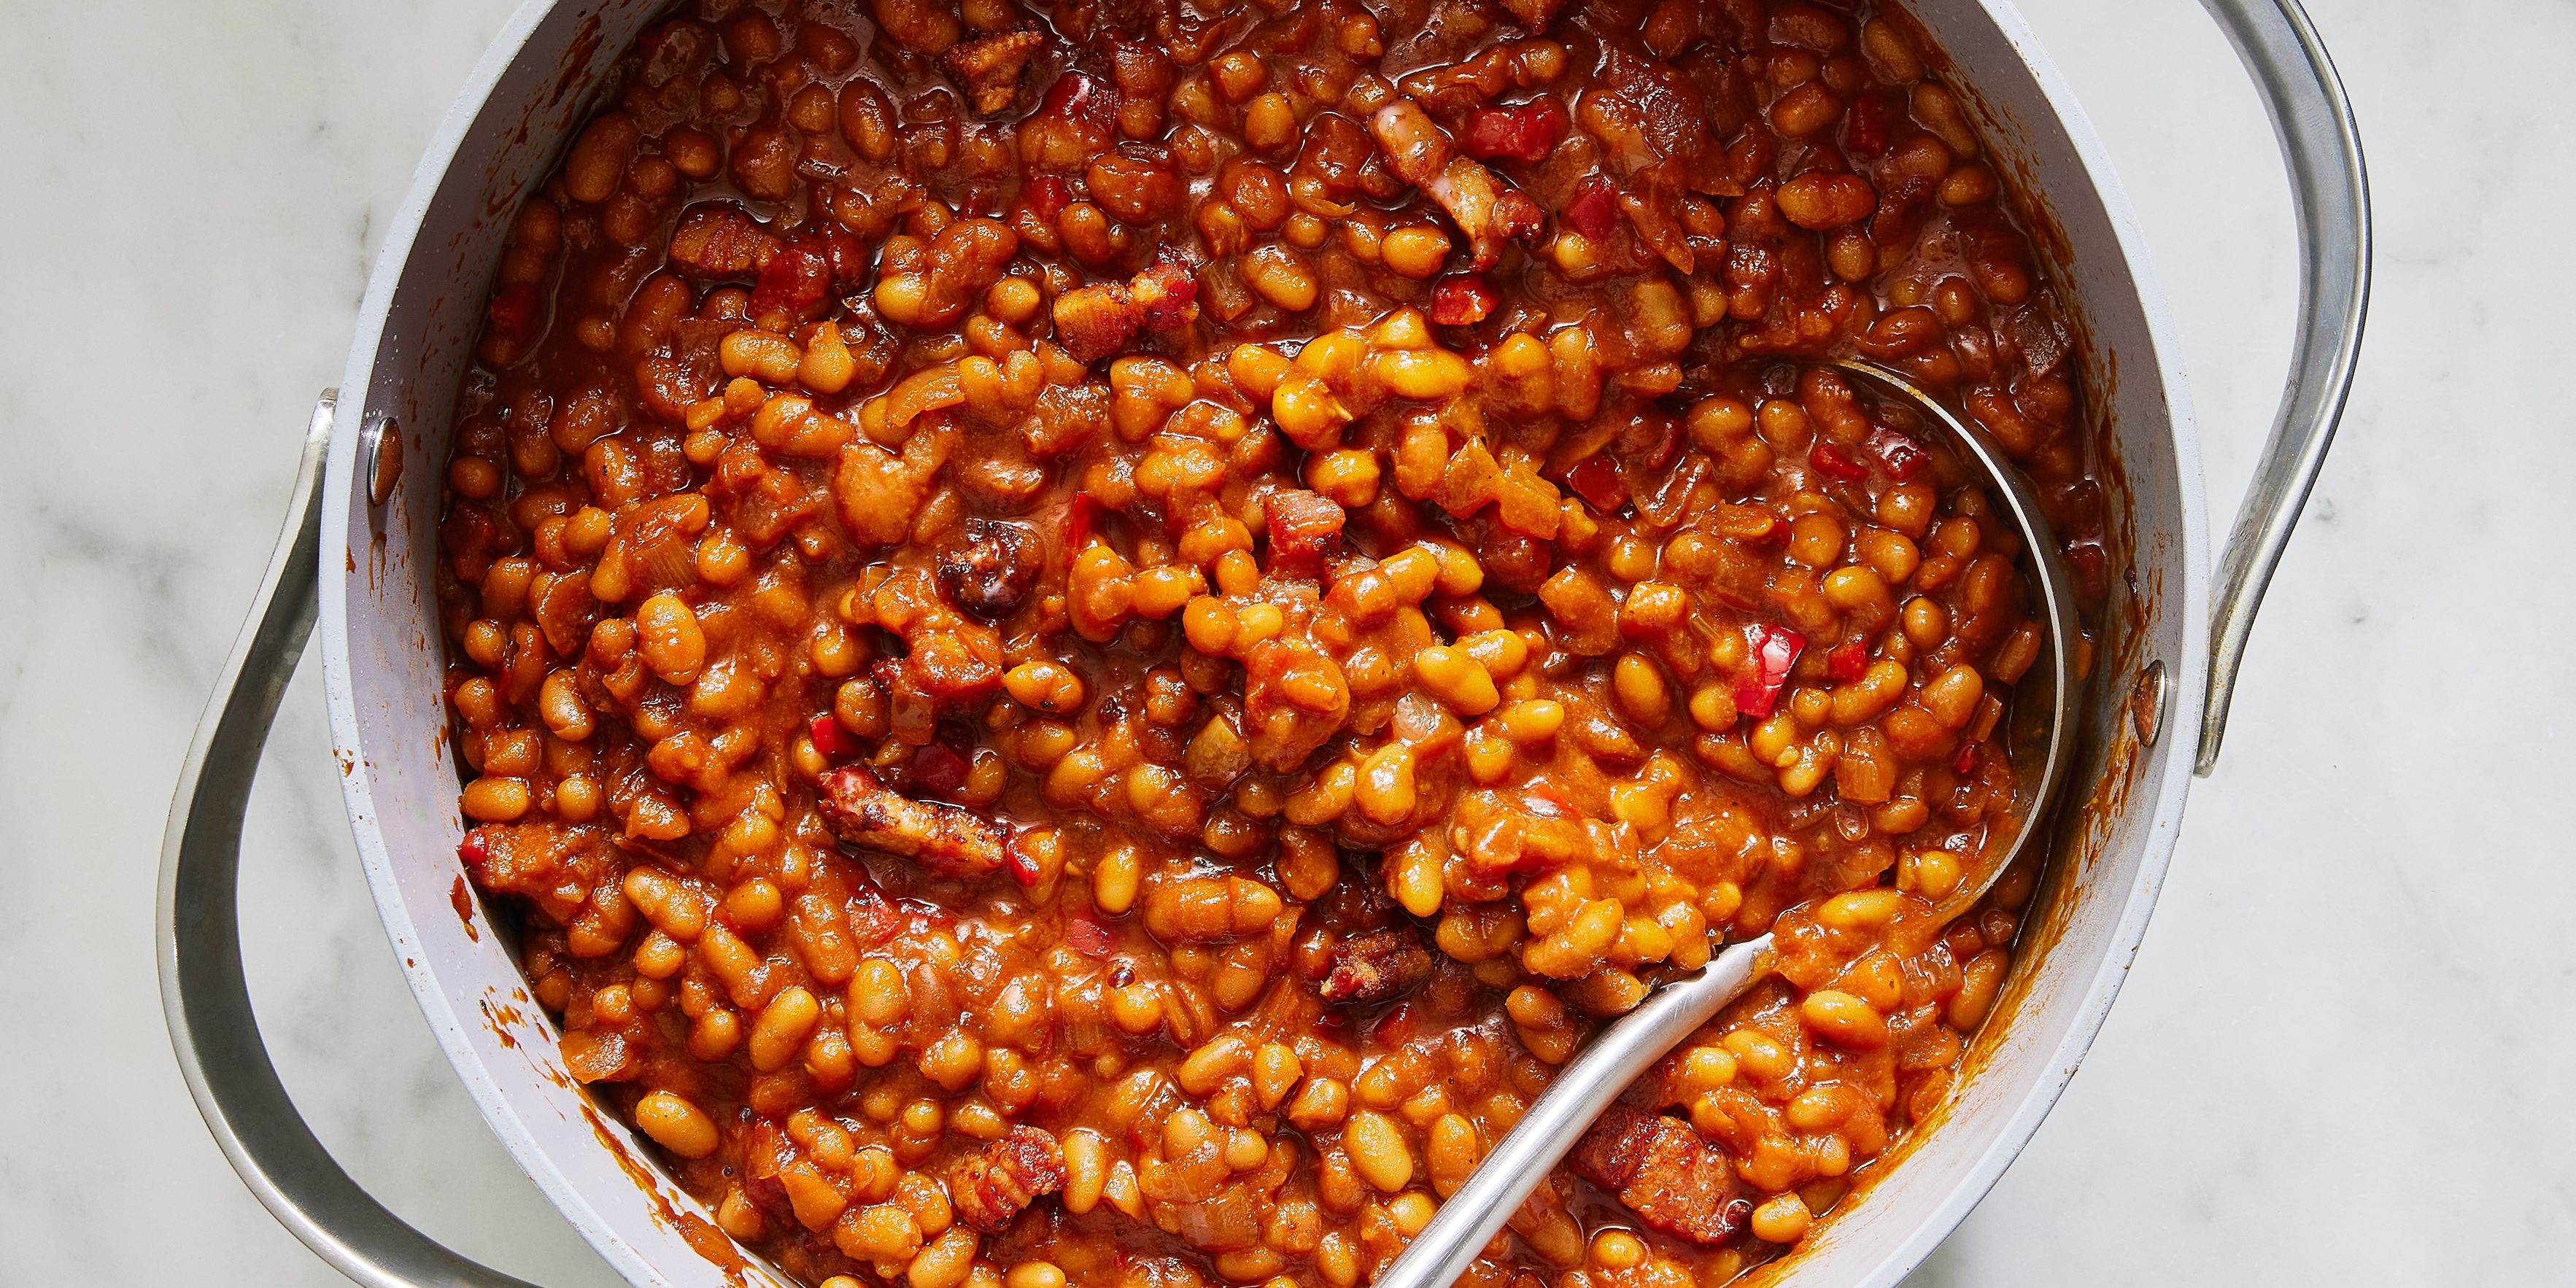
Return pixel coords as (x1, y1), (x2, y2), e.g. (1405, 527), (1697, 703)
(1372, 356), (2084, 1288)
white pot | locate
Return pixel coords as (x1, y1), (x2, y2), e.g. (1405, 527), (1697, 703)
(159, 1), (2367, 1284)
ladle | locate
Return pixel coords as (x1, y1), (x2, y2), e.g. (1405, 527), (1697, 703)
(1372, 356), (2083, 1288)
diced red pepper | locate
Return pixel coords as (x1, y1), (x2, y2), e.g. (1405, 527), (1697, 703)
(1428, 273), (1497, 326)
(1561, 455), (1629, 515)
(1825, 638), (1868, 683)
(748, 240), (831, 318)
(1952, 740), (1981, 775)
(456, 826), (490, 872)
(913, 739), (970, 794)
(1809, 441), (1871, 482)
(1004, 831), (1043, 888)
(1564, 177), (1619, 240)
(1040, 69), (1119, 133)
(808, 713), (863, 761)
(1022, 173), (1070, 222)
(1459, 98), (1567, 163)
(1063, 492), (1104, 558)
(1868, 427), (1928, 481)
(1733, 624), (1806, 719)
(1845, 94), (1890, 158)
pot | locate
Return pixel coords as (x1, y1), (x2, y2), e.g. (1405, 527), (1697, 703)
(159, 1), (2369, 1284)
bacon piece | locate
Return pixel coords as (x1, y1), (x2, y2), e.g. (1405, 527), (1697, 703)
(1321, 928), (1434, 1004)
(1022, 70), (1120, 172)
(1051, 281), (1142, 362)
(1264, 489), (1346, 571)
(1369, 98), (1544, 269)
(747, 239), (831, 318)
(937, 517), (1040, 621)
(1063, 905), (1115, 955)
(1132, 252), (1200, 330)
(818, 764), (1008, 879)
(874, 626), (1004, 707)
(667, 203), (777, 281)
(1572, 1106), (1754, 1246)
(949, 1126), (1067, 1233)
(1049, 253), (1201, 364)
(943, 29), (1043, 115)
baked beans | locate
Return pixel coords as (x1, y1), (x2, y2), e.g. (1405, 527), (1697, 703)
(439, 0), (2105, 1284)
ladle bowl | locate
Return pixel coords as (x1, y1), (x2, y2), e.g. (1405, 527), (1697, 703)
(1369, 356), (2085, 1288)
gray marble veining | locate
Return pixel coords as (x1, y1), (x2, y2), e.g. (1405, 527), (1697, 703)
(0, 0), (2566, 1284)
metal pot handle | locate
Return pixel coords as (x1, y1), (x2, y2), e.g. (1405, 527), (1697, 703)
(158, 392), (536, 1288)
(2194, 0), (2372, 774)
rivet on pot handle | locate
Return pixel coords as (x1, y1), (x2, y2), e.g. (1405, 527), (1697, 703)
(158, 392), (538, 1288)
(2195, 0), (2372, 775)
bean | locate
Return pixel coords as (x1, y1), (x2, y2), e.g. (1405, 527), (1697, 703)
(1751, 1192), (1812, 1244)
(1355, 743), (1418, 825)
(1776, 172), (1877, 228)
(749, 986), (822, 1073)
(1381, 226), (1451, 279)
(1922, 664), (1987, 729)
(633, 1090), (719, 1158)
(908, 1227), (978, 1288)
(460, 775), (530, 822)
(1801, 988), (1891, 1048)
(1242, 245), (1318, 311)
(1342, 1110), (1412, 1192)
(635, 593), (705, 684)
(1612, 653), (1673, 725)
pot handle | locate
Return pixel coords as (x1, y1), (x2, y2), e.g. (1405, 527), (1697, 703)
(158, 392), (538, 1288)
(2194, 0), (2371, 775)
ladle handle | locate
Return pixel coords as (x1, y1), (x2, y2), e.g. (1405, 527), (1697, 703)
(157, 392), (537, 1288)
(1369, 937), (1775, 1288)
(2195, 0), (2372, 775)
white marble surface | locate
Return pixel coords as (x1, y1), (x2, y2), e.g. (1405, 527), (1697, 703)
(1, 0), (2567, 1283)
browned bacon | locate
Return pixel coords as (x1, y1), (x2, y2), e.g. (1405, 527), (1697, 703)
(1571, 1106), (1754, 1246)
(818, 764), (1007, 879)
(949, 1126), (1067, 1233)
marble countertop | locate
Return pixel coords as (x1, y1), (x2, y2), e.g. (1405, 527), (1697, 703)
(2, 0), (2566, 1283)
